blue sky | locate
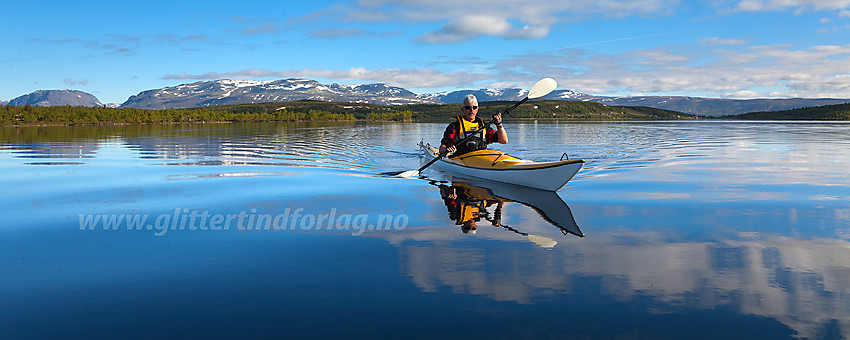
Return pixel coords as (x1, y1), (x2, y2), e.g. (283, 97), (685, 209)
(3, 0), (850, 104)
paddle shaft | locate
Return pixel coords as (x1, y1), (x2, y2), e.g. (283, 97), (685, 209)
(416, 97), (529, 173)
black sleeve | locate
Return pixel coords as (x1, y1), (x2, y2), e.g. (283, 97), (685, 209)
(440, 122), (458, 146)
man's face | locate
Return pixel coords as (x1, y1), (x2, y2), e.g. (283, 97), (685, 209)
(462, 102), (478, 121)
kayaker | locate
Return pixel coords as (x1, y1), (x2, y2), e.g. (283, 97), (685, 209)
(439, 94), (508, 156)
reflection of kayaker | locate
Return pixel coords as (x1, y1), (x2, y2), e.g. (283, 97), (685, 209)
(436, 182), (561, 248)
(432, 179), (584, 238)
(439, 184), (504, 234)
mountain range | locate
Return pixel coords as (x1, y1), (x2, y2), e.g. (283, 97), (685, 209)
(6, 78), (850, 117)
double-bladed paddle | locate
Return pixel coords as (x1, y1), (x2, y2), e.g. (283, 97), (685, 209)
(392, 77), (558, 178)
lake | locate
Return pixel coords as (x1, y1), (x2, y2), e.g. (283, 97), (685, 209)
(2, 121), (849, 339)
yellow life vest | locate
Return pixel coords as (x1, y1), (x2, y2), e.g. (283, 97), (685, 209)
(456, 201), (485, 225)
(453, 115), (487, 154)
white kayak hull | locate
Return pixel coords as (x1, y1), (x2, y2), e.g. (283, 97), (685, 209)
(420, 142), (583, 191)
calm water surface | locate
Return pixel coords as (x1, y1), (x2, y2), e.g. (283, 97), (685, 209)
(2, 121), (849, 339)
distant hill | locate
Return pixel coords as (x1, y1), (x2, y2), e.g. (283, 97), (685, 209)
(9, 90), (102, 107)
(581, 96), (850, 117)
(731, 103), (850, 120)
(1, 100), (8, 106)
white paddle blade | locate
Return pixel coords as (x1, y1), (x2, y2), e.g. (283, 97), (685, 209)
(395, 170), (420, 178)
(527, 77), (557, 99)
(527, 234), (558, 248)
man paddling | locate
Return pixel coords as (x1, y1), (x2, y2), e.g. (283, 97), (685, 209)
(439, 94), (507, 156)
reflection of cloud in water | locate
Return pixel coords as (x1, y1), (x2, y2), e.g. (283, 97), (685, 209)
(165, 171), (300, 180)
(389, 231), (850, 339)
(560, 122), (850, 194)
(6, 142), (99, 159)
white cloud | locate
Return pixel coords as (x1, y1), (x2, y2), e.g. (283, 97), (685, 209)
(724, 90), (760, 98)
(163, 67), (493, 90)
(417, 15), (512, 44)
(308, 28), (375, 39)
(63, 78), (89, 87)
(700, 37), (750, 46)
(242, 24), (279, 35)
(299, 0), (681, 43)
(730, 0), (850, 12)
(443, 15), (512, 36)
(506, 25), (550, 40)
(415, 15), (552, 43)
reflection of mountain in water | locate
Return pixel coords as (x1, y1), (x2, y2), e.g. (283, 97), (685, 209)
(394, 231), (850, 339)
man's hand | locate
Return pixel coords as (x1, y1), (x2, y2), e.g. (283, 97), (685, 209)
(439, 144), (457, 155)
(492, 113), (503, 125)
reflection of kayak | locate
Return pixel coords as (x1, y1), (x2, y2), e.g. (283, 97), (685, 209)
(419, 142), (584, 191)
(436, 178), (584, 238)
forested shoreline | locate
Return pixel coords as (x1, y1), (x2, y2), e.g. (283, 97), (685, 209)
(5, 99), (848, 126)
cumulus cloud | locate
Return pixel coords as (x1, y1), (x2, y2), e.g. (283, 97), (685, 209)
(308, 28), (375, 39)
(63, 79), (89, 87)
(242, 24), (279, 35)
(32, 34), (211, 56)
(699, 37), (749, 46)
(299, 0), (680, 43)
(724, 90), (760, 98)
(163, 67), (492, 89)
(729, 0), (850, 12)
(416, 15), (526, 44)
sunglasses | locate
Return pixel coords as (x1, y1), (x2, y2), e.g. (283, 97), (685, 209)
(463, 106), (479, 110)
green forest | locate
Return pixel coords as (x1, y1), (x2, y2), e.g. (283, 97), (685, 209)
(730, 103), (850, 120)
(0, 104), (360, 125)
(1, 99), (693, 126)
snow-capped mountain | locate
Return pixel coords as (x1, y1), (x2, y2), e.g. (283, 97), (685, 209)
(429, 88), (530, 103)
(120, 78), (438, 109)
(9, 89), (102, 107)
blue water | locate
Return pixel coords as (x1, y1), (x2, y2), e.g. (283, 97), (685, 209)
(1, 121), (849, 339)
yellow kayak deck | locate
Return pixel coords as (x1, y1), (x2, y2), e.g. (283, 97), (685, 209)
(446, 149), (583, 170)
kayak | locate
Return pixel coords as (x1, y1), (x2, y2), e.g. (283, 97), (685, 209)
(419, 142), (584, 191)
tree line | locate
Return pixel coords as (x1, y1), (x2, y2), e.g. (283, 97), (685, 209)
(2, 99), (691, 126)
(0, 105), (362, 125)
(729, 103), (850, 120)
